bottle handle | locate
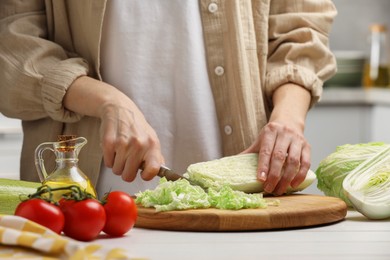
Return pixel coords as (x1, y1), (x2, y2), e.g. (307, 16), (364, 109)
(34, 142), (55, 182)
(73, 136), (87, 156)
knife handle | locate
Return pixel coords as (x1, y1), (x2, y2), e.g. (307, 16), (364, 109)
(139, 162), (184, 181)
(156, 165), (183, 181)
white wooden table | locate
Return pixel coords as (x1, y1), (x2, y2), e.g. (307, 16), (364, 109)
(96, 209), (390, 260)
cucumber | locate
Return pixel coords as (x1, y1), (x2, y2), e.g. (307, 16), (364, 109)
(0, 178), (41, 215)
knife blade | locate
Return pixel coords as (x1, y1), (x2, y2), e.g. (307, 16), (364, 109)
(155, 165), (188, 181)
(140, 163), (207, 191)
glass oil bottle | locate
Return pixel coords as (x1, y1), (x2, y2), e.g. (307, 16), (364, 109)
(362, 24), (390, 88)
(35, 135), (97, 201)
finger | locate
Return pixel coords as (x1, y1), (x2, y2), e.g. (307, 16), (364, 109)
(121, 132), (164, 181)
(100, 118), (117, 168)
(140, 151), (164, 181)
(263, 138), (290, 194)
(256, 129), (277, 182)
(273, 143), (302, 195)
(121, 148), (164, 182)
(291, 144), (311, 188)
(112, 110), (140, 180)
(111, 135), (131, 176)
(118, 135), (143, 182)
(121, 156), (140, 182)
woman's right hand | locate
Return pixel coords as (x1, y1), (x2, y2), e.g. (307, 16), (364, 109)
(64, 76), (165, 182)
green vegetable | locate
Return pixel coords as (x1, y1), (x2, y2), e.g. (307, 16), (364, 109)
(342, 146), (390, 219)
(135, 177), (275, 212)
(207, 185), (268, 210)
(0, 178), (40, 215)
(315, 142), (388, 206)
(184, 153), (316, 194)
(135, 178), (210, 212)
(364, 172), (389, 189)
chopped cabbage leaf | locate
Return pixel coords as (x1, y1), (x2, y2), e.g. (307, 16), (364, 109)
(135, 178), (276, 212)
(135, 178), (210, 212)
(208, 185), (267, 210)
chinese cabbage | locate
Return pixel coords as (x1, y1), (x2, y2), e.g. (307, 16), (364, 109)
(315, 142), (389, 206)
(342, 146), (390, 219)
(184, 153), (315, 194)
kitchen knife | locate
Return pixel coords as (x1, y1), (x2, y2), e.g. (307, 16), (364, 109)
(140, 163), (207, 191)
(155, 165), (188, 181)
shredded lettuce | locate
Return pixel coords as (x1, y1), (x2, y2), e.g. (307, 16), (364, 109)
(208, 185), (267, 210)
(135, 178), (210, 212)
(135, 177), (274, 212)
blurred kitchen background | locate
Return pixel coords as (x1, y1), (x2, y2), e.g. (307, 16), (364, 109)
(305, 0), (390, 193)
(330, 0), (390, 52)
(1, 0), (390, 194)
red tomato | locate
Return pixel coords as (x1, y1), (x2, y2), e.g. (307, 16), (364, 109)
(59, 198), (106, 241)
(15, 198), (64, 234)
(102, 191), (137, 237)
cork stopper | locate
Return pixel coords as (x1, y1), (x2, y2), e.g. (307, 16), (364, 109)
(371, 24), (387, 33)
(57, 135), (77, 142)
(57, 135), (77, 151)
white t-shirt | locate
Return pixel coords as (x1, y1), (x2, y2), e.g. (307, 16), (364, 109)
(97, 0), (222, 196)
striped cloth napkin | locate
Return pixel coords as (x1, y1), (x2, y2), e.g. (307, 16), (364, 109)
(0, 214), (143, 259)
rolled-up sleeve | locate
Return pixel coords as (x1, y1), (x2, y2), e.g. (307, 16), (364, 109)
(266, 0), (337, 107)
(0, 1), (88, 122)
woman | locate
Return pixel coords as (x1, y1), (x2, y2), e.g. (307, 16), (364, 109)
(0, 0), (337, 196)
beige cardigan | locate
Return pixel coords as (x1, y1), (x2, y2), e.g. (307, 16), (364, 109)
(0, 0), (337, 184)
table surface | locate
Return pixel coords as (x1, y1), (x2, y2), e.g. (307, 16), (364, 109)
(95, 208), (390, 260)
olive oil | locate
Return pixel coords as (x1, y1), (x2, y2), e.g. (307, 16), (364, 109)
(42, 179), (96, 202)
(363, 24), (390, 88)
(362, 64), (390, 88)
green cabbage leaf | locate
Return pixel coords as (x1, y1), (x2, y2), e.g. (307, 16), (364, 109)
(135, 177), (275, 212)
(208, 185), (268, 210)
(135, 178), (210, 212)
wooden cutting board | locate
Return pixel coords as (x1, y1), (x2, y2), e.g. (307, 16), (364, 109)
(135, 194), (348, 231)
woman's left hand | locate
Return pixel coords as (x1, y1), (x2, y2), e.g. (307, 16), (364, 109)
(243, 121), (311, 195)
(242, 83), (312, 195)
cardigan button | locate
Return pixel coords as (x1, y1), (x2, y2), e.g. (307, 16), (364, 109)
(224, 125), (233, 135)
(214, 66), (225, 76)
(208, 3), (218, 13)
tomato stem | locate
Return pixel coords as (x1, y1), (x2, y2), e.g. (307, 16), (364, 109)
(26, 184), (96, 204)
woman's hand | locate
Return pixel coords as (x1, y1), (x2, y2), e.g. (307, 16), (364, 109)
(99, 102), (164, 181)
(243, 121), (311, 195)
(64, 76), (165, 181)
(242, 83), (312, 195)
